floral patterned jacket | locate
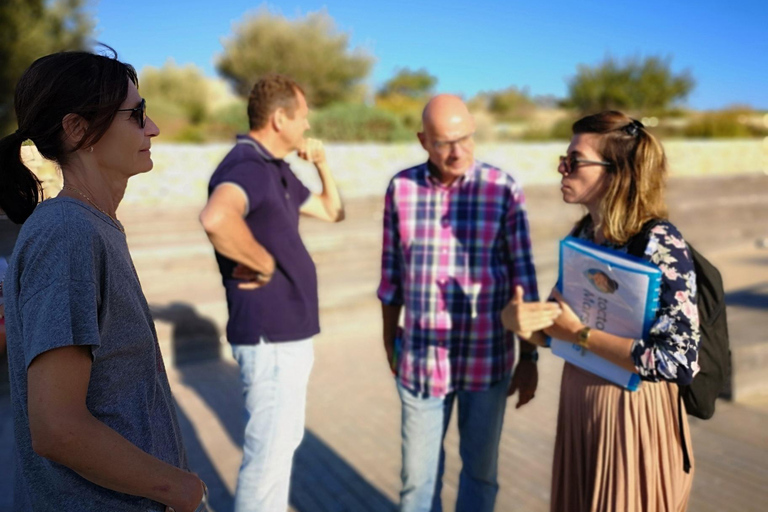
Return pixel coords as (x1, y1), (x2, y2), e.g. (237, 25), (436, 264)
(576, 220), (701, 385)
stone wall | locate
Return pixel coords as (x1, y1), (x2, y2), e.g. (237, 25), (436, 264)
(22, 140), (768, 207)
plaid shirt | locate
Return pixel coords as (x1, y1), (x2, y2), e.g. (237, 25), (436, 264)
(378, 161), (539, 397)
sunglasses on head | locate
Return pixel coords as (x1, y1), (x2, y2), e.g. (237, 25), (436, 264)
(116, 98), (146, 129)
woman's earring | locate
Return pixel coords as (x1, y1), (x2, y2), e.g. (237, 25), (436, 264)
(88, 146), (93, 153)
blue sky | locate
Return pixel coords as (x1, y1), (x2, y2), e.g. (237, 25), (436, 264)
(92, 0), (768, 110)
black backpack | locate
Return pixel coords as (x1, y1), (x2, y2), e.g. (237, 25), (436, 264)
(628, 220), (731, 472)
(628, 220), (731, 418)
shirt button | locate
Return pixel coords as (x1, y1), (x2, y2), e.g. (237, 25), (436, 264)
(441, 248), (448, 254)
(441, 217), (450, 227)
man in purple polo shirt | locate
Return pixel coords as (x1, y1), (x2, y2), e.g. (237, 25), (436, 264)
(200, 74), (344, 512)
(378, 95), (542, 512)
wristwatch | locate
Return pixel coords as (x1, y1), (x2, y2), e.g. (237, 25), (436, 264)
(194, 481), (210, 512)
(519, 350), (539, 362)
(577, 326), (591, 349)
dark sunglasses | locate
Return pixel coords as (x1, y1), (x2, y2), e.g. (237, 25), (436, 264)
(558, 154), (611, 174)
(116, 98), (146, 129)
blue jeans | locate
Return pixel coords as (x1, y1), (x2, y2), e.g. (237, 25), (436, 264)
(397, 375), (511, 512)
(231, 338), (314, 512)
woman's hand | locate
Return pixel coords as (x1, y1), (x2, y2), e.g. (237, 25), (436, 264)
(543, 289), (585, 343)
(501, 285), (562, 341)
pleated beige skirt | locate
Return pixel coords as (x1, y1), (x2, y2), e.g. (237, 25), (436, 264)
(550, 363), (694, 512)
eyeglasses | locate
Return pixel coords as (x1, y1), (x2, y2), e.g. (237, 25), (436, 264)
(432, 132), (475, 152)
(558, 154), (611, 174)
(117, 98), (146, 129)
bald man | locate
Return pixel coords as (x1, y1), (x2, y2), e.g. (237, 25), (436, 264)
(377, 95), (540, 512)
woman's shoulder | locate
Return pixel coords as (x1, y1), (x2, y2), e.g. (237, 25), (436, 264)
(645, 220), (687, 251)
(13, 198), (112, 287)
(20, 200), (83, 248)
(642, 220), (693, 269)
(648, 220), (685, 243)
(23, 197), (114, 239)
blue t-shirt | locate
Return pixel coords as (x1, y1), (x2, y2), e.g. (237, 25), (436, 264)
(4, 198), (187, 511)
(208, 135), (320, 343)
(1, 214), (21, 390)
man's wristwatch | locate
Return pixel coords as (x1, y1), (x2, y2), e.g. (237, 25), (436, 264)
(577, 326), (591, 349)
(194, 481), (210, 512)
(519, 350), (538, 362)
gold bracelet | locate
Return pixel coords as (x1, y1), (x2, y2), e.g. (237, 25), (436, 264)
(577, 326), (591, 349)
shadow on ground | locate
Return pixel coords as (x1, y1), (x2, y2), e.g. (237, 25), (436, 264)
(725, 282), (768, 310)
(151, 302), (222, 364)
(158, 302), (397, 512)
(174, 404), (234, 510)
(290, 431), (397, 512)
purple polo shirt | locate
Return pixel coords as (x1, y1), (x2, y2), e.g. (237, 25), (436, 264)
(208, 135), (319, 344)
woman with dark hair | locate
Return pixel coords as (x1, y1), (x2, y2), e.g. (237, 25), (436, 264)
(503, 111), (700, 511)
(0, 51), (208, 511)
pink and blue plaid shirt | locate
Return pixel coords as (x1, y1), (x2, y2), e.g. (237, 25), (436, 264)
(378, 161), (539, 397)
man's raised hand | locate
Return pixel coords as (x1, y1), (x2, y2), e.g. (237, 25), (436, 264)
(297, 138), (327, 166)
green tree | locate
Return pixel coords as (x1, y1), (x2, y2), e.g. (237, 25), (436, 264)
(378, 68), (436, 98)
(0, 0), (93, 132)
(375, 68), (436, 131)
(216, 8), (373, 108)
(566, 56), (694, 114)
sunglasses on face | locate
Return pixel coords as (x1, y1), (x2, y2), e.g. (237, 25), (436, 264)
(558, 154), (611, 174)
(116, 98), (146, 129)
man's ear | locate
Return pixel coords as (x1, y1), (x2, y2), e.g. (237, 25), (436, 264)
(271, 108), (286, 133)
(417, 131), (428, 151)
(61, 113), (90, 150)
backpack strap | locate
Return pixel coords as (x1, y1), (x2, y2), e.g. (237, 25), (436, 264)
(626, 219), (664, 258)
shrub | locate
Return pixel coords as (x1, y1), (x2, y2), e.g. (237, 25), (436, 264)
(174, 125), (207, 143)
(206, 101), (250, 140)
(684, 110), (765, 138)
(309, 103), (412, 142)
(521, 117), (576, 141)
(141, 62), (211, 126)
